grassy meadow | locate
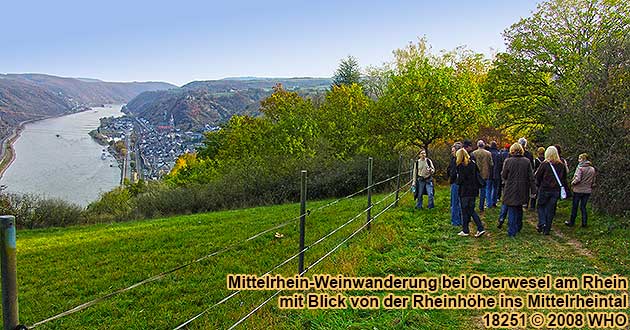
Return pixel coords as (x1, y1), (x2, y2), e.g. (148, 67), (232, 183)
(12, 185), (630, 329)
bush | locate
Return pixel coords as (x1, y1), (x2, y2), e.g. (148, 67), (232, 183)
(0, 193), (83, 229)
(85, 187), (136, 223)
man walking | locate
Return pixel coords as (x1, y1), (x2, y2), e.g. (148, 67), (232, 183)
(472, 140), (493, 212)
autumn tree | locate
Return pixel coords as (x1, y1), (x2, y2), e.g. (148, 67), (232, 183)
(489, 0), (629, 213)
(376, 39), (489, 154)
(318, 83), (372, 159)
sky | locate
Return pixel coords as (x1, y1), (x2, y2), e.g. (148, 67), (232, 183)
(2, 0), (541, 86)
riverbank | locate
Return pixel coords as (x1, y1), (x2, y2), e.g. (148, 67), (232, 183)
(0, 118), (47, 178)
(0, 105), (125, 206)
(0, 106), (112, 179)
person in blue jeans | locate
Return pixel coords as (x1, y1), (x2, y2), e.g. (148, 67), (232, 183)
(501, 143), (534, 237)
(471, 140), (494, 211)
(413, 148), (435, 209)
(447, 142), (463, 225)
(488, 141), (501, 207)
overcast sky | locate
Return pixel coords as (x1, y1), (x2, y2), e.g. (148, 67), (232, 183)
(2, 0), (540, 86)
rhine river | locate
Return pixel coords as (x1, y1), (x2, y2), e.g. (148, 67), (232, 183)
(0, 105), (124, 206)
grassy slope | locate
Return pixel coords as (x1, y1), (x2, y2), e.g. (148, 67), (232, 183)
(13, 186), (630, 329)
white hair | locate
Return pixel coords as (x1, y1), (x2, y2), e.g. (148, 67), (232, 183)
(477, 140), (485, 148)
(518, 137), (527, 147)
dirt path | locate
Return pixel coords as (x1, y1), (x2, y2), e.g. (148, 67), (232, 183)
(522, 210), (605, 269)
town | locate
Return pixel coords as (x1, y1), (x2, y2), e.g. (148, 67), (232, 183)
(91, 113), (218, 182)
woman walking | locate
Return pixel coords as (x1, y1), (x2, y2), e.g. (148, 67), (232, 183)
(565, 153), (596, 227)
(455, 149), (486, 237)
(501, 143), (534, 237)
(535, 146), (569, 235)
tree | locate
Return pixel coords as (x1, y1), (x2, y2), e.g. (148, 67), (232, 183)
(376, 40), (489, 154)
(489, 0), (630, 214)
(332, 56), (362, 87)
(318, 83), (372, 159)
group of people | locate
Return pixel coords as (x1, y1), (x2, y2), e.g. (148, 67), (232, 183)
(413, 138), (597, 238)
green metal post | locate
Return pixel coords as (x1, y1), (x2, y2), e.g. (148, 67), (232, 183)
(0, 216), (18, 330)
(298, 170), (307, 274)
(367, 157), (373, 230)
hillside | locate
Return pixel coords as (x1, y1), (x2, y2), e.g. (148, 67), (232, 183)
(14, 187), (629, 329)
(0, 73), (176, 126)
(124, 78), (331, 129)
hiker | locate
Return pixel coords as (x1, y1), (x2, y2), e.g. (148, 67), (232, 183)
(529, 147), (545, 210)
(497, 143), (510, 201)
(535, 146), (569, 235)
(471, 140), (493, 212)
(554, 144), (570, 173)
(412, 148), (435, 209)
(501, 143), (535, 237)
(566, 153), (596, 227)
(447, 142), (463, 226)
(488, 141), (501, 208)
(455, 148), (486, 237)
(463, 139), (475, 161)
(518, 137), (534, 169)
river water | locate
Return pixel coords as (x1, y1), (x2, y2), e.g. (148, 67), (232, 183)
(0, 105), (124, 206)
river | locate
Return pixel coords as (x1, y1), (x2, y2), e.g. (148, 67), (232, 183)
(0, 105), (124, 207)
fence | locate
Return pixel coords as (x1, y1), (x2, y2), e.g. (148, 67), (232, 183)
(1, 156), (414, 330)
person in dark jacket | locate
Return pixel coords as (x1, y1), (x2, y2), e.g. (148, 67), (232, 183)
(497, 143), (510, 200)
(501, 143), (535, 237)
(566, 153), (597, 227)
(535, 146), (569, 235)
(519, 137), (534, 169)
(455, 148), (485, 237)
(447, 142), (463, 226)
(529, 147), (545, 210)
(488, 141), (500, 208)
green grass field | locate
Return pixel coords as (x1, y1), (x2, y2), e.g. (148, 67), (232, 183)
(12, 185), (630, 329)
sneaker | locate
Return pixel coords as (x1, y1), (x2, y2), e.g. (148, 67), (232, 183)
(564, 221), (574, 226)
(475, 230), (486, 237)
(457, 231), (469, 237)
(497, 220), (504, 229)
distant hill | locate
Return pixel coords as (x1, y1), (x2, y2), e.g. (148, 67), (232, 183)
(125, 78), (331, 129)
(0, 73), (176, 126)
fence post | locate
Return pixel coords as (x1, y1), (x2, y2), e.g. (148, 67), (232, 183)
(298, 170), (307, 274)
(0, 215), (18, 330)
(394, 155), (402, 207)
(366, 157), (373, 230)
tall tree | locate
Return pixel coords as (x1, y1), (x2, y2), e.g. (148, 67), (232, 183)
(376, 40), (489, 154)
(332, 56), (362, 87)
(489, 0), (629, 214)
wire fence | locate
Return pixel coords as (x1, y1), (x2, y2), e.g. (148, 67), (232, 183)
(20, 160), (414, 329)
(173, 180), (412, 329)
(225, 187), (412, 329)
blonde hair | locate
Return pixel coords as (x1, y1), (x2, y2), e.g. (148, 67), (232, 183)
(537, 147), (545, 157)
(509, 143), (524, 156)
(456, 148), (470, 166)
(544, 146), (561, 163)
(579, 153), (590, 161)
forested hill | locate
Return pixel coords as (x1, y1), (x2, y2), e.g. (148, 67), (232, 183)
(0, 73), (176, 125)
(124, 78), (331, 129)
